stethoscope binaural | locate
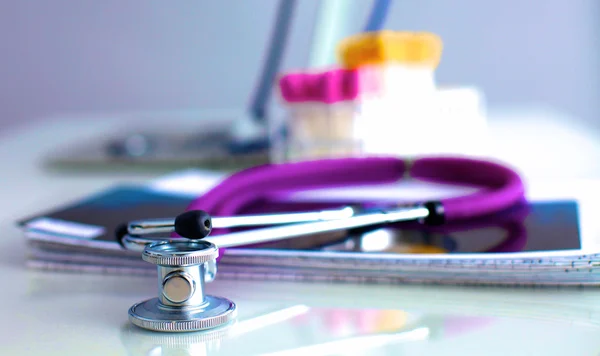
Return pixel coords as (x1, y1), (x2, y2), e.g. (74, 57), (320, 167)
(120, 156), (525, 333)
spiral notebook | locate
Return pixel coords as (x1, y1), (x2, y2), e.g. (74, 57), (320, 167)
(17, 169), (598, 286)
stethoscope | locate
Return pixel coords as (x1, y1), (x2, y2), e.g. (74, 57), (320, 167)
(119, 156), (525, 333)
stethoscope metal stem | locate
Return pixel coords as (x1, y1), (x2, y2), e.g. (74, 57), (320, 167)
(127, 206), (358, 235)
(121, 206), (429, 252)
(128, 218), (174, 235)
(205, 205), (430, 248)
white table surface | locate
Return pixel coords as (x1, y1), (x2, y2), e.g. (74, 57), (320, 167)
(3, 108), (600, 356)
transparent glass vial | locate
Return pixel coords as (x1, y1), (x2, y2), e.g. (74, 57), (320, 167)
(270, 101), (363, 163)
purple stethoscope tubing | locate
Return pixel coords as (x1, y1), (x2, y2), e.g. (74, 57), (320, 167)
(185, 156), (525, 232)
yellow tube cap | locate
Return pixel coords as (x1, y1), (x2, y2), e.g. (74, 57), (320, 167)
(337, 30), (443, 69)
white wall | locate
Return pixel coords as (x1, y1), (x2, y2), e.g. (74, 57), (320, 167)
(1, 0), (599, 132)
(0, 0), (320, 129)
(386, 0), (600, 131)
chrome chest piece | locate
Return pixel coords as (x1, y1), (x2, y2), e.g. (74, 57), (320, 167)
(125, 211), (237, 333)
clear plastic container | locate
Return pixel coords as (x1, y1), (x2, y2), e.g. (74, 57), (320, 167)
(271, 31), (487, 163)
(276, 101), (362, 162)
(272, 67), (377, 162)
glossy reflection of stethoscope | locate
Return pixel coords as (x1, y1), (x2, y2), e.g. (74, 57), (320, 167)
(119, 156), (524, 333)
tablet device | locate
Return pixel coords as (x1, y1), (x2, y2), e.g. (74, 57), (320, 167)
(18, 180), (600, 286)
(18, 185), (581, 255)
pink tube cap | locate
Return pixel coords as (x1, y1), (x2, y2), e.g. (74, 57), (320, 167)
(278, 67), (382, 104)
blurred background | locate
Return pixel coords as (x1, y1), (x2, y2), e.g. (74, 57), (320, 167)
(2, 0), (599, 135)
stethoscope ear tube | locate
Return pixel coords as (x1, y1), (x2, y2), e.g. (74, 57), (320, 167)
(120, 207), (350, 249)
(119, 202), (444, 251)
(122, 206), (362, 246)
(119, 156), (524, 254)
(184, 157), (524, 233)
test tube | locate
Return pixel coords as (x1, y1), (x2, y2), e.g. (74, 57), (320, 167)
(275, 31), (460, 161)
(276, 68), (378, 161)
